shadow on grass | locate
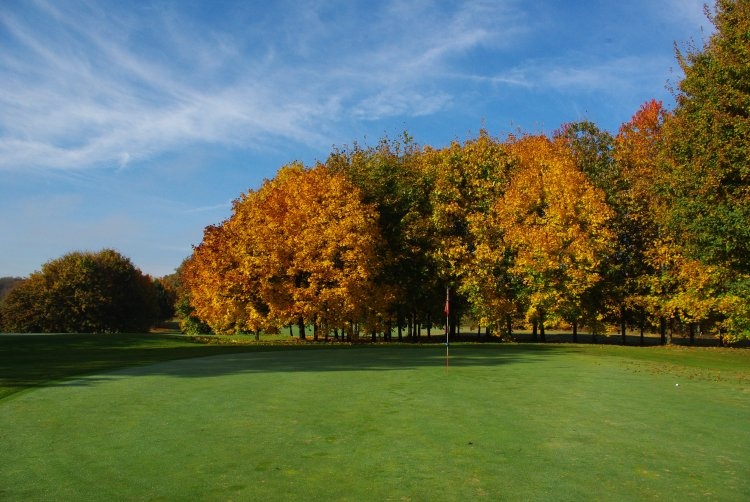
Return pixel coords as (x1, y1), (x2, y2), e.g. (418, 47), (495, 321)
(0, 334), (579, 396)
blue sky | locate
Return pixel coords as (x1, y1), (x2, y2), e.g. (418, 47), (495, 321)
(0, 0), (712, 278)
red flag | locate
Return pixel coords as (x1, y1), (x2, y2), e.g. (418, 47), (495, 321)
(444, 287), (450, 316)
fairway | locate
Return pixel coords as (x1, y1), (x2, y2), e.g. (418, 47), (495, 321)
(1, 344), (748, 500)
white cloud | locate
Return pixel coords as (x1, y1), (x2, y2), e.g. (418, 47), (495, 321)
(462, 53), (673, 98)
(0, 0), (696, 174)
(182, 201), (233, 215)
(0, 0), (528, 172)
(665, 0), (711, 28)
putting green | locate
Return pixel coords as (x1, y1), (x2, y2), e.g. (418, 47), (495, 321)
(0, 345), (747, 500)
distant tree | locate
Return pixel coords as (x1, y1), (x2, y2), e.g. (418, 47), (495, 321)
(0, 250), (159, 333)
(0, 277), (24, 301)
(152, 277), (178, 323)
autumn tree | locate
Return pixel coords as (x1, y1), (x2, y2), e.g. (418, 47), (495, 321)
(183, 164), (385, 339)
(612, 100), (672, 343)
(181, 223), (251, 335)
(661, 0), (750, 341)
(168, 259), (211, 335)
(325, 135), (439, 339)
(0, 277), (23, 301)
(555, 121), (622, 339)
(495, 134), (615, 340)
(421, 130), (517, 336)
(0, 250), (158, 333)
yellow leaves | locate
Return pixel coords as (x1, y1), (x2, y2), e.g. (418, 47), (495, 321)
(643, 234), (737, 324)
(494, 134), (615, 317)
(183, 163), (384, 334)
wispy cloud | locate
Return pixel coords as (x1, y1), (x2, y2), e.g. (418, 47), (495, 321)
(0, 0), (701, 174)
(0, 0), (530, 172)
(182, 201), (233, 215)
(665, 0), (712, 30)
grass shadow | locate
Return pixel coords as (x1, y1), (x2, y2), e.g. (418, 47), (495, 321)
(0, 334), (576, 397)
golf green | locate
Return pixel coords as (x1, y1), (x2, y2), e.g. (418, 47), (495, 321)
(0, 344), (747, 500)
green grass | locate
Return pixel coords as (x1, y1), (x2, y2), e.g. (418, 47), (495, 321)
(0, 332), (317, 400)
(0, 336), (748, 500)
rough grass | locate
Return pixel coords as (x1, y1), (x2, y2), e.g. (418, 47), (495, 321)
(0, 336), (748, 500)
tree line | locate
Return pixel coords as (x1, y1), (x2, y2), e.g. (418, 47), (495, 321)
(1, 1), (747, 342)
(182, 1), (749, 344)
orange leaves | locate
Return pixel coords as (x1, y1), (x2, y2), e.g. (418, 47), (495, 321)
(183, 164), (384, 335)
(182, 108), (748, 340)
(496, 134), (615, 319)
(614, 99), (669, 222)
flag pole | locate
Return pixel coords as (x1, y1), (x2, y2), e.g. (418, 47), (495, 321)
(445, 286), (450, 370)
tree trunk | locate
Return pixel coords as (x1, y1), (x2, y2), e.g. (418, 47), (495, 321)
(659, 317), (667, 345)
(689, 323), (696, 345)
(620, 310), (627, 345)
(667, 318), (673, 345)
(298, 316), (306, 340)
(572, 319), (578, 343)
(397, 315), (403, 341)
(532, 319), (538, 341)
(639, 310), (645, 346)
(539, 320), (546, 342)
(506, 315), (513, 339)
(477, 324), (481, 341)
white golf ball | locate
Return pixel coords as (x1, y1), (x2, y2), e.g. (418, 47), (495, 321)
(675, 383), (679, 387)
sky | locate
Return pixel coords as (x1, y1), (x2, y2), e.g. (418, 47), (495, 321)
(0, 0), (713, 278)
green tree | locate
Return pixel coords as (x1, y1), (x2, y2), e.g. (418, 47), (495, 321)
(662, 0), (750, 340)
(613, 100), (671, 343)
(326, 135), (440, 339)
(0, 250), (159, 333)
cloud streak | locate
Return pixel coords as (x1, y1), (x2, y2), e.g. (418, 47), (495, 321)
(0, 0), (708, 174)
(0, 0), (530, 172)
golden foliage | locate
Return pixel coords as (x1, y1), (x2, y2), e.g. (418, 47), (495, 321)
(183, 164), (384, 334)
(496, 134), (615, 322)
